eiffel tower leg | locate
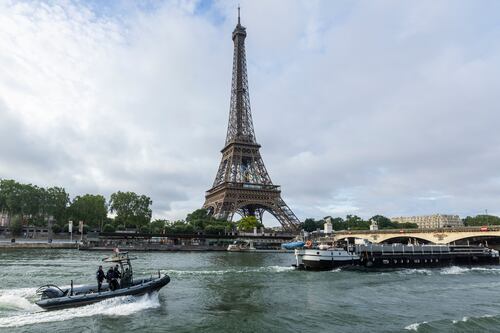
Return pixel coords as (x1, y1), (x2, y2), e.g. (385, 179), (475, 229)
(268, 197), (301, 232)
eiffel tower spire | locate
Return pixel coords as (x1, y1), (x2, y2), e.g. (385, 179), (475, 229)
(203, 9), (300, 232)
(226, 6), (256, 145)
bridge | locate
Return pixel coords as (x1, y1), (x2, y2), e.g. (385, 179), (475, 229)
(333, 226), (500, 244)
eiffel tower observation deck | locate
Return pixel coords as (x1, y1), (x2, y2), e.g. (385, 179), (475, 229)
(203, 9), (300, 232)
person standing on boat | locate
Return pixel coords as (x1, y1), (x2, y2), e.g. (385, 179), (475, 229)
(114, 264), (121, 288)
(96, 265), (105, 292)
(106, 266), (116, 291)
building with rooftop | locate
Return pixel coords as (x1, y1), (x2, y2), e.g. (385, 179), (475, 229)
(391, 214), (463, 229)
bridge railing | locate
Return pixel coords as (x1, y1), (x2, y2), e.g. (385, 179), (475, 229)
(335, 226), (500, 235)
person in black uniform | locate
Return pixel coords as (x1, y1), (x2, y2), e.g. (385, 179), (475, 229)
(106, 266), (116, 291)
(96, 265), (105, 292)
(113, 265), (121, 289)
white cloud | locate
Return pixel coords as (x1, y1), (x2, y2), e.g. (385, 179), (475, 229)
(1, 0), (499, 225)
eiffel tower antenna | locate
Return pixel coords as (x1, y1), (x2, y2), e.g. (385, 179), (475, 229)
(202, 9), (300, 232)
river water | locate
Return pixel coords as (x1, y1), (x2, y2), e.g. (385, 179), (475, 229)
(1, 249), (500, 332)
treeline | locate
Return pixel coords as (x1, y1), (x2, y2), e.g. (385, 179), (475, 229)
(463, 215), (500, 226)
(4, 179), (498, 235)
(0, 179), (152, 233)
(301, 215), (418, 232)
(144, 211), (262, 235)
(0, 179), (264, 235)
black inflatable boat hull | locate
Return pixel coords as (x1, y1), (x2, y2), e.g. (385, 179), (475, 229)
(36, 275), (170, 311)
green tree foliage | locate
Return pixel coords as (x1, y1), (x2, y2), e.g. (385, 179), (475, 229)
(302, 217), (346, 232)
(109, 191), (152, 228)
(9, 214), (23, 236)
(345, 215), (370, 230)
(139, 225), (150, 234)
(237, 216), (263, 232)
(463, 215), (500, 226)
(0, 179), (69, 226)
(164, 220), (194, 234)
(102, 224), (116, 233)
(369, 215), (418, 229)
(302, 218), (320, 232)
(183, 209), (233, 234)
(370, 215), (395, 229)
(149, 219), (168, 234)
(44, 187), (69, 223)
(203, 224), (226, 234)
(69, 194), (107, 230)
(186, 209), (211, 231)
(51, 224), (62, 233)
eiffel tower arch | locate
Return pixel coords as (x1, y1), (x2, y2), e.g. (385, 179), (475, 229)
(203, 9), (300, 232)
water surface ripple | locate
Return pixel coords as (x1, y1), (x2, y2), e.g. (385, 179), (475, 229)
(1, 249), (500, 332)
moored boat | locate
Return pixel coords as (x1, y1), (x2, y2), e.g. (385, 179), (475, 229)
(227, 239), (257, 252)
(35, 251), (170, 310)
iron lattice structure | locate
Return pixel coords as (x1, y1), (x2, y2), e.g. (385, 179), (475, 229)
(203, 12), (300, 232)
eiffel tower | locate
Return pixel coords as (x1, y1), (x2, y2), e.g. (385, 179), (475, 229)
(203, 9), (300, 232)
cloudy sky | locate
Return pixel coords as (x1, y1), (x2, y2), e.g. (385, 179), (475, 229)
(1, 0), (499, 224)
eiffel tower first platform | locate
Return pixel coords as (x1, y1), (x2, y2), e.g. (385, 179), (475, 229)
(203, 10), (300, 232)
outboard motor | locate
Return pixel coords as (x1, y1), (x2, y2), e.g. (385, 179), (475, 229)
(36, 285), (65, 299)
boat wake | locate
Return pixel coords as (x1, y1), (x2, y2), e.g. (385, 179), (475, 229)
(386, 266), (500, 277)
(404, 321), (427, 331)
(440, 266), (500, 275)
(405, 313), (500, 331)
(164, 265), (294, 276)
(398, 268), (433, 276)
(0, 288), (39, 312)
(0, 291), (160, 328)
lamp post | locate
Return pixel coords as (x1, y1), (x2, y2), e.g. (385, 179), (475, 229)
(79, 221), (84, 243)
(68, 221), (73, 242)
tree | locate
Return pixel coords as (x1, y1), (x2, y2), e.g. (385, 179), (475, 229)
(51, 224), (62, 233)
(186, 209), (211, 231)
(102, 224), (116, 233)
(69, 194), (107, 230)
(44, 187), (69, 223)
(165, 220), (194, 234)
(237, 216), (263, 232)
(0, 179), (23, 217)
(345, 215), (370, 230)
(9, 214), (23, 236)
(139, 225), (150, 234)
(302, 218), (320, 232)
(150, 219), (168, 234)
(109, 191), (152, 228)
(463, 215), (500, 226)
(203, 224), (228, 235)
(370, 215), (397, 229)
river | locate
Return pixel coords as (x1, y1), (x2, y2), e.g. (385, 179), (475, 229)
(1, 249), (500, 332)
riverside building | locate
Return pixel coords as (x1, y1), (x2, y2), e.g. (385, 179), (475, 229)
(391, 214), (463, 229)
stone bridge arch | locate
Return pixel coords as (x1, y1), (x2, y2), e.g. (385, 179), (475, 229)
(335, 230), (500, 244)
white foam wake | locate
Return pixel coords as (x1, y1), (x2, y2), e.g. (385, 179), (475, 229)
(0, 288), (39, 311)
(0, 293), (160, 328)
(440, 266), (500, 275)
(440, 266), (470, 275)
(164, 265), (294, 276)
(404, 321), (427, 331)
(399, 268), (432, 276)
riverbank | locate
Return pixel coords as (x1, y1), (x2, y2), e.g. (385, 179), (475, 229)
(0, 242), (78, 249)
